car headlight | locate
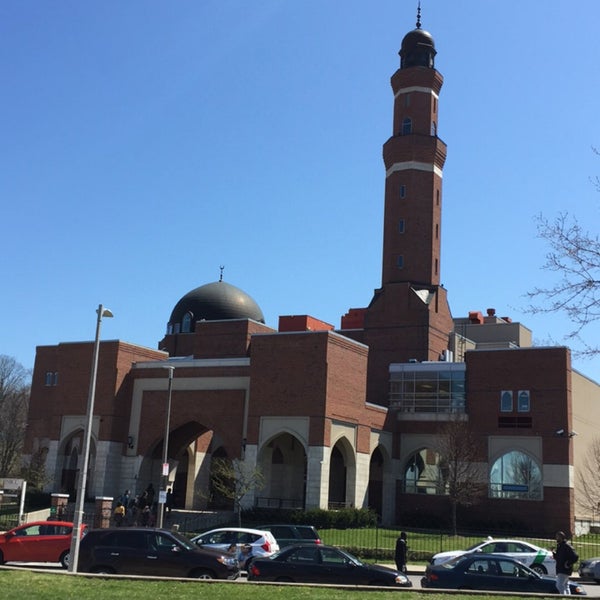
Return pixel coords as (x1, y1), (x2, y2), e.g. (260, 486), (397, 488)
(394, 574), (410, 585)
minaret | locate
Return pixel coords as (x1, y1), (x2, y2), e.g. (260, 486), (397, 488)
(363, 8), (454, 405)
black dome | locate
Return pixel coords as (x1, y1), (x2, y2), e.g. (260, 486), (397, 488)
(168, 281), (265, 332)
(400, 27), (436, 69)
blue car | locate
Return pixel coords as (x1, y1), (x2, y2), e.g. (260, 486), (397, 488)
(422, 553), (586, 595)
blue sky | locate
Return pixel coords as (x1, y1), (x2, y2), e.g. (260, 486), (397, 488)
(2, 1), (600, 383)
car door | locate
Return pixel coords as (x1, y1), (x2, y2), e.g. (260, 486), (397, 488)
(97, 531), (149, 574)
(316, 547), (359, 584)
(461, 557), (508, 591)
(3, 524), (53, 562)
(280, 546), (322, 581)
(145, 531), (198, 577)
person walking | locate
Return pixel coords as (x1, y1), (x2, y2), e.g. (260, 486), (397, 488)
(395, 531), (408, 574)
(553, 531), (578, 595)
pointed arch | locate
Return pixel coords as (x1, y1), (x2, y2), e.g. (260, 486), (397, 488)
(328, 437), (356, 509)
(257, 432), (307, 509)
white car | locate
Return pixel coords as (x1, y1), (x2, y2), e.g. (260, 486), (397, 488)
(190, 527), (279, 559)
(431, 537), (555, 575)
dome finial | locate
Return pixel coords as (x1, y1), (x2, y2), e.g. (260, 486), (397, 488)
(416, 1), (422, 29)
(219, 265), (225, 282)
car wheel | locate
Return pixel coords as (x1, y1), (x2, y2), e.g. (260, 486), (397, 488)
(275, 576), (294, 582)
(594, 579), (600, 584)
(59, 550), (70, 569)
(189, 569), (215, 579)
(91, 566), (116, 574)
(530, 564), (547, 575)
(0, 550), (4, 566)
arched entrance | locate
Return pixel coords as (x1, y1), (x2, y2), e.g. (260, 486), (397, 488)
(257, 432), (306, 509)
(328, 438), (356, 509)
(57, 430), (96, 500)
(368, 446), (385, 517)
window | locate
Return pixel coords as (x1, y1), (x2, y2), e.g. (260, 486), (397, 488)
(517, 390), (530, 412)
(500, 390), (513, 412)
(489, 450), (542, 500)
(436, 189), (440, 206)
(433, 97), (437, 113)
(389, 363), (466, 413)
(398, 219), (405, 234)
(404, 94), (410, 107)
(181, 312), (193, 333)
(403, 448), (446, 495)
(401, 118), (412, 135)
(400, 184), (406, 199)
(396, 255), (404, 269)
(45, 371), (58, 386)
(435, 223), (439, 239)
(431, 121), (437, 136)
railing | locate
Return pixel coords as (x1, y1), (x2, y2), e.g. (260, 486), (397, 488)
(390, 397), (465, 413)
(255, 497), (304, 510)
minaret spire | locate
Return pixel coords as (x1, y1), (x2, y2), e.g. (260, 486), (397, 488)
(416, 1), (422, 29)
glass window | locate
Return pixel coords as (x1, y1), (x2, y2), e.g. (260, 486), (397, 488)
(182, 312), (193, 333)
(431, 121), (437, 136)
(398, 219), (405, 234)
(500, 391), (513, 412)
(489, 450), (542, 500)
(400, 184), (406, 199)
(403, 448), (446, 495)
(517, 390), (530, 412)
(396, 255), (404, 269)
(402, 118), (412, 135)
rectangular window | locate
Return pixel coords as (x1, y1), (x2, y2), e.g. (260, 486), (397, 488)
(400, 185), (406, 199)
(398, 219), (405, 234)
(396, 255), (404, 269)
(45, 371), (58, 386)
(517, 390), (530, 412)
(500, 390), (513, 412)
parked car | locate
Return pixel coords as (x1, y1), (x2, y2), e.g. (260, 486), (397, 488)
(0, 520), (87, 569)
(190, 527), (279, 559)
(422, 553), (586, 595)
(431, 536), (556, 575)
(248, 543), (412, 587)
(579, 557), (600, 583)
(258, 524), (321, 549)
(78, 527), (239, 579)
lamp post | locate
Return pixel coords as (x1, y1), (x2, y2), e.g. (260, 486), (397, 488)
(157, 365), (174, 529)
(68, 304), (113, 573)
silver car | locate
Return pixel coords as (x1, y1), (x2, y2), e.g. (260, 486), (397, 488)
(190, 527), (279, 559)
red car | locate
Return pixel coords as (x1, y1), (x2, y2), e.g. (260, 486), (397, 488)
(0, 520), (87, 568)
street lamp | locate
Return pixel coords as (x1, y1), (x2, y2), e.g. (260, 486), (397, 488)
(157, 365), (175, 529)
(68, 304), (113, 573)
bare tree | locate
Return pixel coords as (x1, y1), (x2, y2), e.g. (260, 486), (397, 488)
(0, 355), (31, 477)
(437, 419), (486, 535)
(576, 437), (600, 519)
(526, 212), (600, 357)
(210, 457), (264, 527)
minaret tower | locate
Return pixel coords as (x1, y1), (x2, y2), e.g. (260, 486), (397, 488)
(363, 6), (454, 405)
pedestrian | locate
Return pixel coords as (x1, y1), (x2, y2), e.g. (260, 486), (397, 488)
(166, 487), (174, 515)
(113, 501), (125, 527)
(238, 544), (254, 570)
(552, 531), (578, 595)
(140, 504), (151, 527)
(395, 531), (408, 574)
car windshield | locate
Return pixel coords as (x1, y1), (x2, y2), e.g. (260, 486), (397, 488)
(441, 555), (467, 569)
(169, 531), (197, 551)
(464, 541), (486, 551)
(337, 548), (362, 566)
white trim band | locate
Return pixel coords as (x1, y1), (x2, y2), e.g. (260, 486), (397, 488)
(386, 161), (443, 178)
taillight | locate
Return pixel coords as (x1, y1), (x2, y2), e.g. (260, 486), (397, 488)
(429, 573), (439, 581)
(315, 539), (322, 544)
(261, 540), (271, 552)
(250, 564), (260, 576)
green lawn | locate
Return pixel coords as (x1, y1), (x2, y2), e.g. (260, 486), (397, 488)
(0, 569), (506, 600)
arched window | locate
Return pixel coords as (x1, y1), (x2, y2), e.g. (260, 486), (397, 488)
(401, 118), (412, 135)
(182, 311), (193, 333)
(403, 448), (446, 495)
(489, 450), (542, 500)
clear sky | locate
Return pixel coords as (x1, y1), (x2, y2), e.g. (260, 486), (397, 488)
(2, 1), (600, 383)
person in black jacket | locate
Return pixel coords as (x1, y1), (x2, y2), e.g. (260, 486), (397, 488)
(552, 531), (578, 595)
(395, 531), (408, 573)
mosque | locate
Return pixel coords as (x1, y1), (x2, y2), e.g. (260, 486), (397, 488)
(24, 9), (600, 535)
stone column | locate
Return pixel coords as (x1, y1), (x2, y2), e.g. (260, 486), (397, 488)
(94, 496), (113, 529)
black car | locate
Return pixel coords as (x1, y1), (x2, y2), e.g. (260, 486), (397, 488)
(259, 524), (321, 549)
(248, 543), (411, 587)
(78, 527), (239, 579)
(422, 553), (586, 595)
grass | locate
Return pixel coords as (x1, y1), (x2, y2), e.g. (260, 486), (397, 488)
(0, 569), (507, 600)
